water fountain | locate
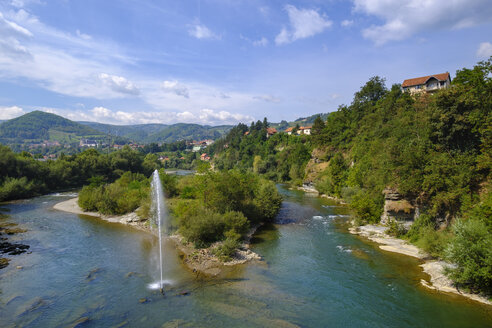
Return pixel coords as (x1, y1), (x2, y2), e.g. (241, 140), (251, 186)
(150, 169), (167, 294)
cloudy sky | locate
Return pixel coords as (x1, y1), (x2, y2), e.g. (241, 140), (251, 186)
(0, 0), (491, 125)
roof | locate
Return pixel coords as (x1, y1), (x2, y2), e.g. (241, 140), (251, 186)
(285, 127), (294, 132)
(402, 72), (450, 87)
(299, 126), (312, 130)
(266, 127), (277, 135)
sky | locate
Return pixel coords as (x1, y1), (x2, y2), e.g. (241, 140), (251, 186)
(0, 0), (491, 126)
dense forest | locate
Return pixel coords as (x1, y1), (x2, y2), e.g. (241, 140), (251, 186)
(210, 58), (491, 295)
(0, 145), (162, 201)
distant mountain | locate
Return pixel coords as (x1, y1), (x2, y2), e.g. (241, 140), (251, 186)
(79, 122), (169, 143)
(80, 121), (232, 143)
(143, 123), (232, 143)
(0, 111), (105, 144)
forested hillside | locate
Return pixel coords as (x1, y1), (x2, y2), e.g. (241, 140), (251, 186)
(81, 121), (233, 143)
(0, 111), (105, 143)
(211, 58), (492, 295)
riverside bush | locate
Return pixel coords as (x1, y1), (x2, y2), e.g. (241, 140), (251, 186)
(445, 218), (492, 294)
(78, 171), (149, 215)
(169, 170), (282, 249)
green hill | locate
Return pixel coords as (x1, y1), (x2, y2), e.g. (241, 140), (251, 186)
(270, 113), (331, 131)
(80, 121), (232, 143)
(143, 123), (232, 143)
(80, 122), (168, 141)
(0, 111), (105, 144)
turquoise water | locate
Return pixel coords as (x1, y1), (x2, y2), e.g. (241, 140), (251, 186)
(0, 187), (491, 327)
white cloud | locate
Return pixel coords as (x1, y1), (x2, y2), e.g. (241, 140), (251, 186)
(0, 9), (138, 99)
(241, 34), (268, 47)
(0, 11), (33, 59)
(276, 5), (332, 45)
(188, 24), (220, 40)
(252, 37), (268, 47)
(61, 106), (254, 125)
(161, 80), (189, 98)
(10, 0), (42, 8)
(341, 20), (353, 27)
(477, 42), (492, 59)
(76, 29), (91, 40)
(99, 73), (139, 95)
(275, 28), (290, 45)
(0, 105), (25, 119)
(354, 0), (492, 45)
(253, 94), (281, 103)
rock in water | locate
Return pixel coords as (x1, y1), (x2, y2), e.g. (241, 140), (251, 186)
(0, 257), (9, 269)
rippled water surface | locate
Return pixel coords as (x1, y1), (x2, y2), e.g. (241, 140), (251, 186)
(0, 187), (491, 327)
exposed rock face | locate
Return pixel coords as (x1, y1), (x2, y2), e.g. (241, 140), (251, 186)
(303, 149), (329, 186)
(380, 188), (418, 229)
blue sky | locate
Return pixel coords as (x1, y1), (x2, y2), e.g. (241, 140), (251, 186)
(0, 0), (491, 125)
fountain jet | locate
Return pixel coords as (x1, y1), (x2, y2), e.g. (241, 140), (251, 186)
(150, 169), (167, 293)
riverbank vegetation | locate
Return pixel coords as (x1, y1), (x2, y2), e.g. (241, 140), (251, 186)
(75, 167), (282, 261)
(210, 58), (491, 295)
(166, 170), (282, 260)
(0, 145), (161, 202)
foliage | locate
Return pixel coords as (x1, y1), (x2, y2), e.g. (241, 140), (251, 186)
(0, 110), (103, 143)
(445, 218), (492, 294)
(0, 144), (159, 202)
(169, 170), (282, 248)
(78, 172), (149, 215)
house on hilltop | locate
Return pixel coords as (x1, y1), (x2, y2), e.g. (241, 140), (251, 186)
(402, 72), (451, 94)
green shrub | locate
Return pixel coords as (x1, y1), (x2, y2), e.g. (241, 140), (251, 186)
(78, 171), (149, 215)
(405, 214), (450, 257)
(213, 230), (241, 261)
(445, 218), (492, 294)
(253, 180), (283, 222)
(349, 189), (382, 224)
(387, 221), (406, 238)
(0, 177), (40, 201)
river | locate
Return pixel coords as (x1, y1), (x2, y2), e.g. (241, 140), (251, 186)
(0, 186), (491, 327)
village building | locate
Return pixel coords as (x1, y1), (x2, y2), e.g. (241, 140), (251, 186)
(266, 127), (277, 138)
(285, 127), (294, 135)
(200, 153), (211, 161)
(299, 126), (312, 135)
(79, 139), (97, 147)
(402, 72), (451, 94)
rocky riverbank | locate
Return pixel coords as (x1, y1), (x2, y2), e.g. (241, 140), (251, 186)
(169, 233), (261, 276)
(53, 197), (262, 275)
(349, 224), (491, 306)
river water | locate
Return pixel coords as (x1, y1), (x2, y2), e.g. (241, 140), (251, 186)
(0, 187), (491, 327)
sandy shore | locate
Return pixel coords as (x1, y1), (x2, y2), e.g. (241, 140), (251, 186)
(54, 197), (262, 276)
(53, 197), (150, 232)
(349, 224), (491, 306)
